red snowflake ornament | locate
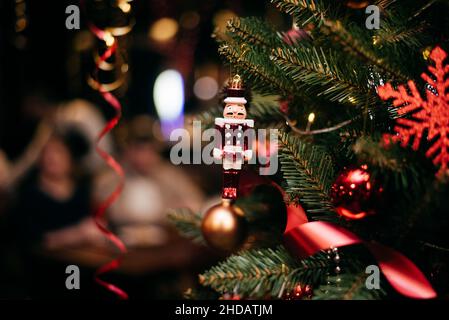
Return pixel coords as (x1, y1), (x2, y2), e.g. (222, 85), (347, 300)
(378, 46), (449, 178)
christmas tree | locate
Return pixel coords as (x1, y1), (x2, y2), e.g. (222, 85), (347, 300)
(169, 0), (449, 300)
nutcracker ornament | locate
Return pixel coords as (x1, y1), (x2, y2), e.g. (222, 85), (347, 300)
(201, 75), (253, 251)
(213, 75), (254, 200)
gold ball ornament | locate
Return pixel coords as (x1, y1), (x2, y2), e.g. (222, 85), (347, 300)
(201, 200), (247, 251)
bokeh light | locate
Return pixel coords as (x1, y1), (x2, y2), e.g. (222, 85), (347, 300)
(153, 70), (184, 138)
(149, 18), (179, 42)
(193, 76), (219, 101)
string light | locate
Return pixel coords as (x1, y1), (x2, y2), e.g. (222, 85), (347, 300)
(308, 113), (315, 123)
(306, 112), (315, 132)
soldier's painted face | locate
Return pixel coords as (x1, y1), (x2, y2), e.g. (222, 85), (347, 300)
(223, 103), (247, 119)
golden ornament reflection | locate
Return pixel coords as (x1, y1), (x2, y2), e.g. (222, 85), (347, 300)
(201, 200), (247, 251)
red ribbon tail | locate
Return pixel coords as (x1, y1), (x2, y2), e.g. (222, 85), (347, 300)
(366, 243), (436, 299)
(283, 220), (437, 299)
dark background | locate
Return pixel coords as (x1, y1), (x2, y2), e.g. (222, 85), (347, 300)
(0, 0), (279, 158)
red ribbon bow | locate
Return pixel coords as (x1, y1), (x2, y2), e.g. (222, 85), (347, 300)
(240, 171), (436, 299)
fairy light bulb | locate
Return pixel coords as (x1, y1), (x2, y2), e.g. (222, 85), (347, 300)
(308, 112), (315, 123)
(306, 112), (315, 132)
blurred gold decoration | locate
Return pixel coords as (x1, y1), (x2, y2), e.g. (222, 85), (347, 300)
(87, 76), (125, 92)
(94, 51), (115, 71)
(107, 23), (135, 37)
(117, 0), (132, 13)
(422, 46), (432, 60)
(201, 200), (247, 251)
(149, 18), (179, 42)
(213, 10), (237, 35)
(121, 64), (129, 73)
(15, 17), (27, 32)
(14, 0), (28, 49)
(86, 10), (134, 92)
(15, 0), (27, 32)
(348, 96), (356, 104)
(103, 31), (115, 47)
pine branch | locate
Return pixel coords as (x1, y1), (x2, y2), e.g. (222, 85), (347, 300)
(167, 208), (205, 245)
(372, 1), (428, 50)
(278, 132), (337, 221)
(375, 21), (425, 48)
(225, 17), (280, 48)
(353, 136), (406, 172)
(320, 20), (410, 83)
(353, 136), (425, 197)
(313, 273), (386, 300)
(249, 94), (285, 127)
(270, 0), (336, 27)
(218, 42), (296, 96)
(272, 44), (376, 108)
(375, 0), (397, 10)
(199, 246), (334, 298)
(217, 17), (297, 96)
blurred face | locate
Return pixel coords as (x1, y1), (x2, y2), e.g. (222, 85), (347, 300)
(223, 103), (247, 119)
(40, 138), (72, 178)
(125, 142), (158, 175)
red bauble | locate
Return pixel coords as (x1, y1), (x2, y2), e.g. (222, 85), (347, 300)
(330, 165), (383, 220)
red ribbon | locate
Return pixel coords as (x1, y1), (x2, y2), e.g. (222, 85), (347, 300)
(83, 1), (128, 299)
(240, 171), (436, 299)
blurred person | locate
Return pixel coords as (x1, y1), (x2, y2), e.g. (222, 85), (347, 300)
(0, 88), (112, 192)
(55, 99), (113, 172)
(41, 115), (205, 249)
(5, 127), (105, 298)
(93, 115), (205, 247)
(13, 127), (98, 245)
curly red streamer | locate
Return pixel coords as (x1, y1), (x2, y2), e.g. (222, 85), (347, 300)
(83, 4), (128, 299)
